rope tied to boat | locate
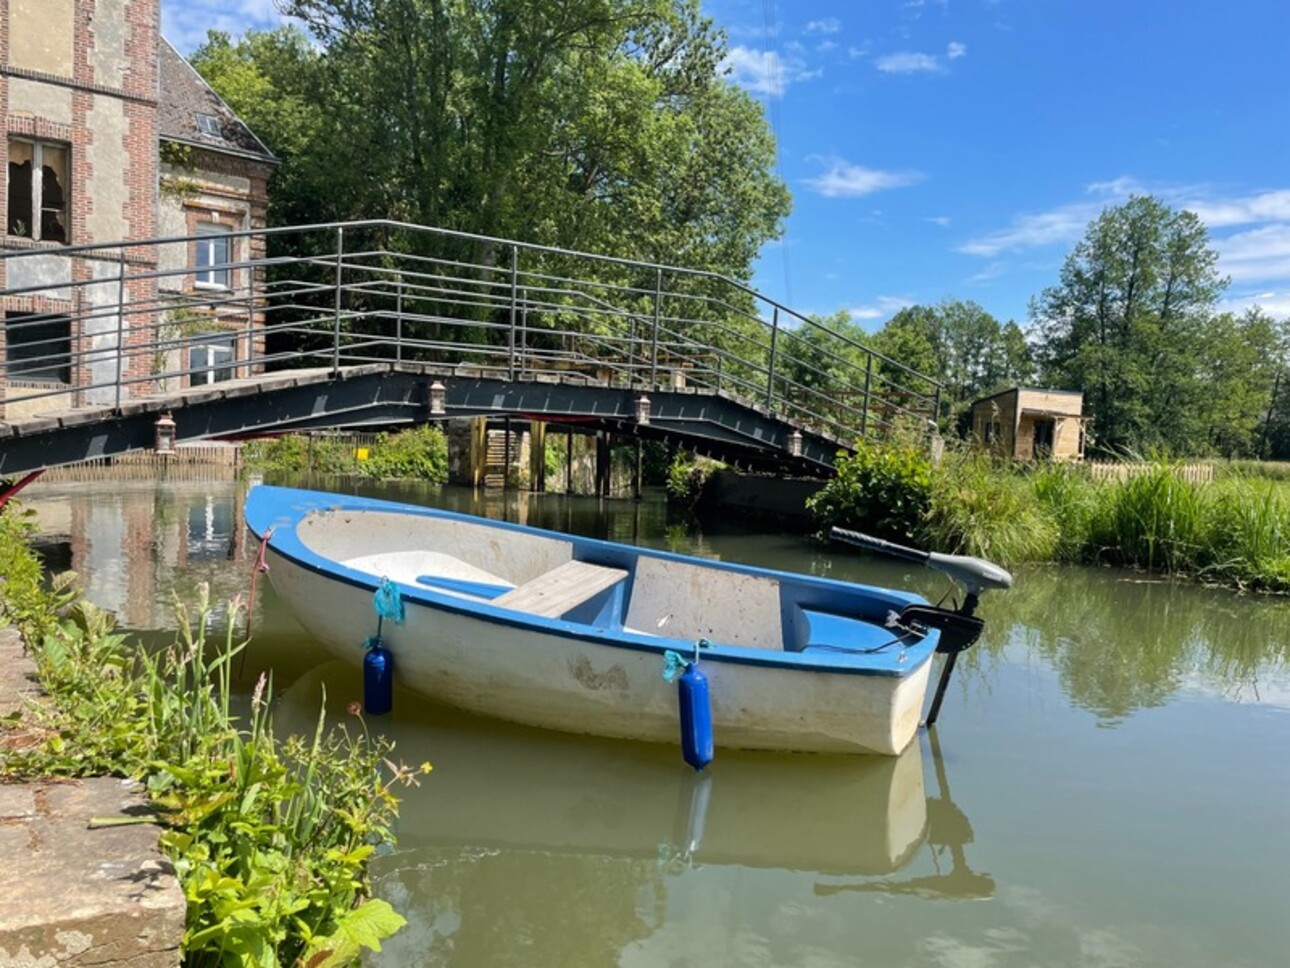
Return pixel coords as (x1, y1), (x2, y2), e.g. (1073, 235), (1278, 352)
(374, 577), (405, 625)
(661, 639), (711, 681)
(245, 527), (274, 632)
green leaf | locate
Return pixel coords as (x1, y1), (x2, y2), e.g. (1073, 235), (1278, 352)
(298, 899), (407, 967)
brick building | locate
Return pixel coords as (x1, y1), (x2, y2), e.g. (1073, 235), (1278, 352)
(0, 0), (275, 420)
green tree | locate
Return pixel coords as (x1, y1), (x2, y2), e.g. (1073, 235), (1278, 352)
(866, 301), (1031, 430)
(1030, 195), (1228, 454)
(201, 1), (788, 283)
(1199, 307), (1286, 457)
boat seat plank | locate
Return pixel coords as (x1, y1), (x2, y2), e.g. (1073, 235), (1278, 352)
(492, 560), (628, 618)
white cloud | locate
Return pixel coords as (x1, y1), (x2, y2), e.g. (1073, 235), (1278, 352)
(961, 178), (1290, 306)
(947, 41), (967, 60)
(924, 215), (952, 227)
(1182, 189), (1290, 228)
(875, 51), (942, 74)
(805, 18), (841, 36)
(721, 46), (820, 98)
(959, 204), (1100, 257)
(804, 158), (924, 197)
(1214, 224), (1290, 282)
(847, 44), (871, 60)
(849, 296), (915, 321)
(1220, 289), (1290, 319)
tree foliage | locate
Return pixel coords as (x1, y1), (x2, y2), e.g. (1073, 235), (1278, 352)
(866, 300), (1033, 427)
(192, 1), (789, 281)
(1029, 195), (1232, 454)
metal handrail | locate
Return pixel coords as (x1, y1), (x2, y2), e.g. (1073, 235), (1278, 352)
(0, 220), (943, 445)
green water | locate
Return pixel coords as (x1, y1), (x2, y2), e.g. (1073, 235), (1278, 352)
(23, 476), (1290, 967)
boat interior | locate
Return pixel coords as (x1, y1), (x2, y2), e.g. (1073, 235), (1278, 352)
(299, 508), (915, 656)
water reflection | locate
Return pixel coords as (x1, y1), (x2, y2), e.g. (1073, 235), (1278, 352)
(24, 479), (254, 630)
(275, 660), (992, 966)
(973, 566), (1290, 720)
(813, 732), (993, 902)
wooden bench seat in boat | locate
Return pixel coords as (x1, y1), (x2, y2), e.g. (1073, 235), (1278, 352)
(491, 559), (628, 618)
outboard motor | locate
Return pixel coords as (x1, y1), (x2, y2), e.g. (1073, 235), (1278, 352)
(830, 528), (1013, 726)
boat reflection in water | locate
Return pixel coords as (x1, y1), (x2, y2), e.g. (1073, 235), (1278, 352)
(278, 662), (991, 966)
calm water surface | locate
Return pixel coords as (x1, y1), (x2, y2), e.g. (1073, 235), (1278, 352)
(22, 475), (1290, 968)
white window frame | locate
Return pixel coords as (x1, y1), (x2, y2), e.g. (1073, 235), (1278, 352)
(7, 137), (70, 243)
(194, 224), (233, 290)
(190, 333), (237, 385)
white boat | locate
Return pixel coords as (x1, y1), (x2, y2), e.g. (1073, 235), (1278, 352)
(245, 485), (1008, 756)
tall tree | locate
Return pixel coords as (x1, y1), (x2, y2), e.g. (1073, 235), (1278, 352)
(196, 1), (789, 283)
(867, 301), (1032, 428)
(1030, 195), (1227, 454)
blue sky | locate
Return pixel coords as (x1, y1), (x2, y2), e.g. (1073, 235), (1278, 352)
(163, 0), (1290, 328)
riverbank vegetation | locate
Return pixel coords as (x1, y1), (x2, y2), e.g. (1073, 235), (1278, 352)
(809, 445), (1290, 593)
(0, 511), (416, 965)
(244, 426), (449, 482)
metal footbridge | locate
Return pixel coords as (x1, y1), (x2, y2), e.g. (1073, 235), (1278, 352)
(0, 220), (942, 482)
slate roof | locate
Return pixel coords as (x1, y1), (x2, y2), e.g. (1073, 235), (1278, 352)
(157, 38), (277, 164)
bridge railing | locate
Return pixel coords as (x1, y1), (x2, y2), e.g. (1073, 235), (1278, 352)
(0, 220), (943, 445)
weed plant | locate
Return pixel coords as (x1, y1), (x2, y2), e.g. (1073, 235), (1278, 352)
(0, 523), (420, 966)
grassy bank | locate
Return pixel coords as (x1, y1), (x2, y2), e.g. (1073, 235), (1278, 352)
(809, 444), (1290, 593)
(0, 509), (417, 965)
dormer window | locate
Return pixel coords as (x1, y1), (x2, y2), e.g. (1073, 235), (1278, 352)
(195, 114), (222, 138)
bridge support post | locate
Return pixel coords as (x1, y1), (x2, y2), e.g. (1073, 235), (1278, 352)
(634, 438), (643, 501)
(566, 426), (575, 495)
(469, 416), (487, 489)
(530, 421), (546, 493)
(596, 432), (611, 498)
(503, 417), (513, 490)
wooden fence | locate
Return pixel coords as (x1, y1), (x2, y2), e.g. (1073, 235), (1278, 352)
(1083, 460), (1214, 485)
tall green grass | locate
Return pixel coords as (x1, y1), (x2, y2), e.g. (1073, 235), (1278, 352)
(811, 447), (1290, 592)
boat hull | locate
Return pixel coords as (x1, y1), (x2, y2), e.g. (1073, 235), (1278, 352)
(267, 546), (934, 755)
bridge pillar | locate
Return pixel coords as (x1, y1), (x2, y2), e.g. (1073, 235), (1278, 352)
(595, 432), (611, 498)
(530, 421), (547, 492)
(469, 417), (487, 489)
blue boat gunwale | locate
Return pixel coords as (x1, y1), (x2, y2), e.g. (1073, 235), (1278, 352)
(245, 485), (940, 678)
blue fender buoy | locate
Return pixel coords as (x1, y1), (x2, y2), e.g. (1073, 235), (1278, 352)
(678, 662), (713, 771)
(364, 637), (393, 715)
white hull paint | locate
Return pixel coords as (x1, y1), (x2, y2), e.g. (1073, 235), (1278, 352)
(269, 547), (934, 755)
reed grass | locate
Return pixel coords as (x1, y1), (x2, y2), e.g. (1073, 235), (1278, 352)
(813, 446), (1290, 592)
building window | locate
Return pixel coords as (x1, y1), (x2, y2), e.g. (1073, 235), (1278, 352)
(8, 139), (69, 243)
(195, 114), (223, 138)
(195, 224), (233, 288)
(190, 334), (236, 385)
(5, 311), (72, 383)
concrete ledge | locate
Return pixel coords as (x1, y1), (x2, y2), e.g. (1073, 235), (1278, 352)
(0, 630), (184, 967)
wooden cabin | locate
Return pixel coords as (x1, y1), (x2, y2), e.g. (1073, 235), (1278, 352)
(971, 387), (1086, 461)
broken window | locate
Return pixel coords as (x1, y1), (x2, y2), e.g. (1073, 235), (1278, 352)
(7, 139), (69, 243)
(195, 114), (223, 138)
(5, 311), (72, 383)
(194, 224), (233, 288)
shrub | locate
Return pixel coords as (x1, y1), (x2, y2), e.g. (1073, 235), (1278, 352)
(806, 438), (933, 544)
(666, 452), (724, 508)
(360, 425), (449, 483)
